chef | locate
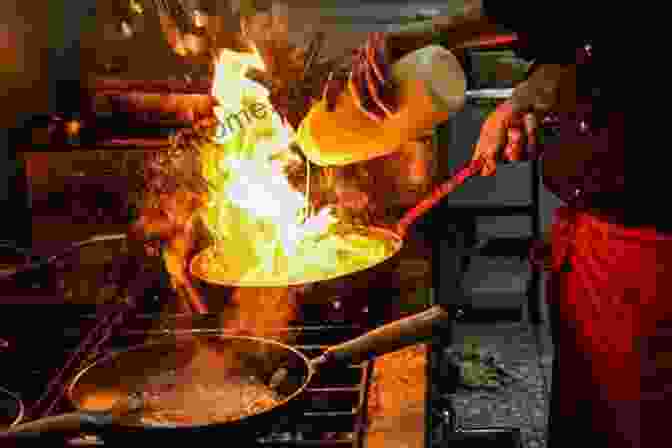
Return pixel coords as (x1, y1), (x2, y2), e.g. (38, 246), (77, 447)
(293, 2), (658, 448)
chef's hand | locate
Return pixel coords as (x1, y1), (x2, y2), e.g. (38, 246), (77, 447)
(471, 63), (577, 176)
(470, 101), (536, 176)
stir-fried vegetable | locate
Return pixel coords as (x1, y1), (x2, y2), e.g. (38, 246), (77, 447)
(195, 225), (398, 286)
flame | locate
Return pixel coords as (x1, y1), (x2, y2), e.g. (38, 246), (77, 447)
(203, 47), (334, 279)
(211, 48), (266, 111)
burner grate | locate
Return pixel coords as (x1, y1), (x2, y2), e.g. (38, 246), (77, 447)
(2, 309), (373, 448)
(241, 329), (372, 448)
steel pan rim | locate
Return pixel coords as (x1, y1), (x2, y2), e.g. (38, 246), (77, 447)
(189, 226), (403, 288)
(0, 385), (25, 428)
(65, 334), (313, 430)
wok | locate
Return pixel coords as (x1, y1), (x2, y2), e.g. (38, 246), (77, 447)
(189, 158), (485, 290)
(3, 304), (450, 442)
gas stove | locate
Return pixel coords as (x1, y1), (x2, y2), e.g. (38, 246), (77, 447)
(0, 299), (376, 447)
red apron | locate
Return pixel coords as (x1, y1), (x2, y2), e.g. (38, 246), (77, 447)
(547, 206), (672, 447)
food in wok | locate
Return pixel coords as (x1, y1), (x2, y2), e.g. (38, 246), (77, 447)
(191, 224), (400, 286)
(136, 370), (282, 426)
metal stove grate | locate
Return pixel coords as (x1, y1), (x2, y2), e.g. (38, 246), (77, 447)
(119, 320), (373, 448)
(1, 235), (377, 447)
(253, 327), (373, 447)
(0, 309), (373, 447)
(69, 324), (373, 447)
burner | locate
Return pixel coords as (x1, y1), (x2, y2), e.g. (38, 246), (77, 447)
(1, 300), (374, 447)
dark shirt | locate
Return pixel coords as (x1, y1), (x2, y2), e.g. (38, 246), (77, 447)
(481, 0), (617, 110)
(482, 0), (599, 63)
(479, 1), (651, 230)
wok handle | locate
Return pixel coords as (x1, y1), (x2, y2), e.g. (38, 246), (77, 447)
(396, 158), (484, 237)
(5, 411), (110, 434)
(5, 394), (142, 435)
(316, 305), (450, 366)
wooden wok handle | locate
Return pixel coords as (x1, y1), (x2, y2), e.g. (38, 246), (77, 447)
(316, 305), (450, 366)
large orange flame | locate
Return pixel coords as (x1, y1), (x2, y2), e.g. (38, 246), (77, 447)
(202, 47), (334, 281)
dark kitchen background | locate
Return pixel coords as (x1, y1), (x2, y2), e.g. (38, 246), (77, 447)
(2, 1), (555, 447)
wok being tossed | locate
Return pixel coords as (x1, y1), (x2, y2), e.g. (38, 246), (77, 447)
(189, 153), (486, 289)
(188, 27), (492, 289)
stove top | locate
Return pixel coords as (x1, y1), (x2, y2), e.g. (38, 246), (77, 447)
(0, 302), (375, 447)
(0, 234), (411, 446)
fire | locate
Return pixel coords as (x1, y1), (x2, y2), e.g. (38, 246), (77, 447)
(202, 47), (334, 280)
